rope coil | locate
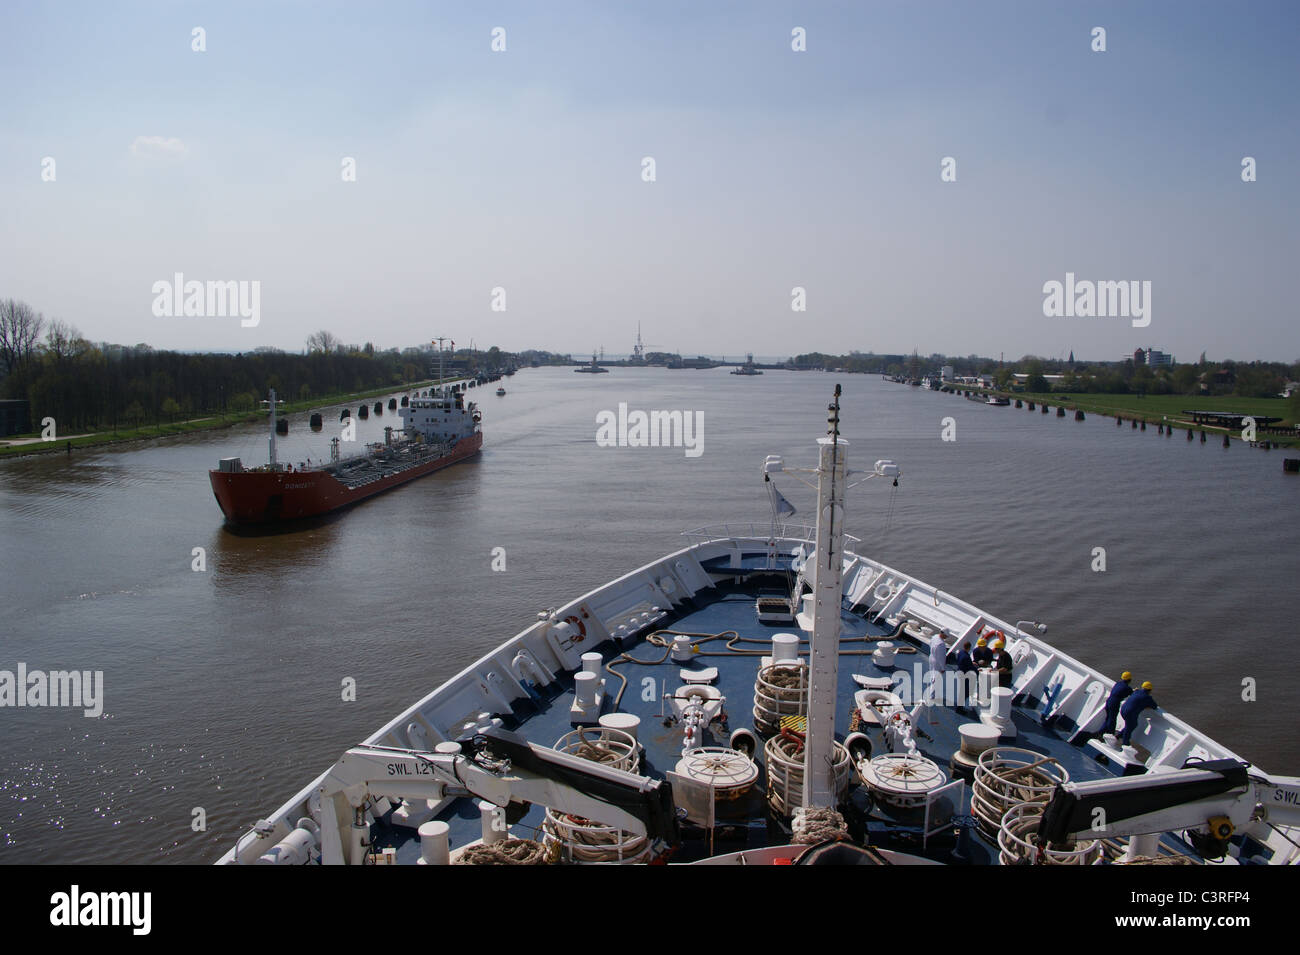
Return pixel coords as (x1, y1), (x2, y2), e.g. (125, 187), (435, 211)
(792, 806), (850, 844)
(542, 810), (652, 864)
(455, 838), (551, 865)
(972, 747), (1070, 838)
(997, 803), (1101, 866)
(541, 726), (650, 863)
(754, 663), (809, 738)
(554, 726), (640, 773)
(764, 732), (851, 817)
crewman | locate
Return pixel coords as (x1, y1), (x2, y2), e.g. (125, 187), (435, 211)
(926, 632), (948, 705)
(1101, 672), (1133, 737)
(1119, 682), (1159, 746)
(928, 632), (948, 673)
(972, 635), (993, 669)
(954, 641), (976, 710)
(990, 638), (1014, 689)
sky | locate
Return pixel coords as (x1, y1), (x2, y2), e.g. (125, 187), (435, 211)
(1, 1), (1296, 362)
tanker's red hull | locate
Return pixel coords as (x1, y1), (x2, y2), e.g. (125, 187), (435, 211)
(210, 433), (482, 525)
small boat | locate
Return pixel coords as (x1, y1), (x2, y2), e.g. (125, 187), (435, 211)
(574, 352), (609, 374)
(496, 387), (506, 396)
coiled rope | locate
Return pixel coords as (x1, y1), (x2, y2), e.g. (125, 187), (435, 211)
(455, 838), (551, 865)
(793, 806), (850, 844)
(573, 726), (625, 764)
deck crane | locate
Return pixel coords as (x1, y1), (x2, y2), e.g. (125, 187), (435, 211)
(1038, 758), (1300, 862)
(313, 730), (679, 865)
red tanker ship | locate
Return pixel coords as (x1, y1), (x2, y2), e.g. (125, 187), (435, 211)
(211, 358), (482, 526)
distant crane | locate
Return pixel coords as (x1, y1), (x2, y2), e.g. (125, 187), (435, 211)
(631, 323), (659, 362)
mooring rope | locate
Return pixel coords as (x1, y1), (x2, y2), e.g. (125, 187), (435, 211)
(455, 838), (551, 865)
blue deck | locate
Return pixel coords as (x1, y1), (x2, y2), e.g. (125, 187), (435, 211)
(370, 575), (1157, 864)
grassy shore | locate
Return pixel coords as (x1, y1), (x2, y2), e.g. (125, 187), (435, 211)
(0, 378), (456, 459)
(956, 388), (1300, 447)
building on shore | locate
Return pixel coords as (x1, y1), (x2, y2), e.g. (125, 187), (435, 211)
(1130, 347), (1174, 366)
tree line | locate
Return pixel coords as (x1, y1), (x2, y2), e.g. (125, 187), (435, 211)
(792, 349), (1298, 401)
(0, 298), (507, 434)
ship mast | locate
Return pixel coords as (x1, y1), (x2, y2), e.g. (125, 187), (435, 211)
(803, 384), (847, 808)
(764, 386), (901, 808)
(431, 337), (451, 393)
(267, 388), (278, 470)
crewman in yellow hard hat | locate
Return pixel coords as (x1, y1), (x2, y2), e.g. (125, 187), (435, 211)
(1101, 671), (1133, 737)
(972, 635), (993, 669)
(990, 638), (1014, 688)
(1119, 681), (1159, 746)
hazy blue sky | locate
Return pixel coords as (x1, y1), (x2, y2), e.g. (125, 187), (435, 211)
(1, 1), (1296, 361)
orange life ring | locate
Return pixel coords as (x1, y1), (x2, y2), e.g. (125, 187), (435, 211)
(563, 614), (586, 641)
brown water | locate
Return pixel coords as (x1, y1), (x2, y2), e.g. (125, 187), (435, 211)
(1, 369), (1296, 863)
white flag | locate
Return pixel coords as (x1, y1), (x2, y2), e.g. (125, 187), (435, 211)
(771, 485), (796, 518)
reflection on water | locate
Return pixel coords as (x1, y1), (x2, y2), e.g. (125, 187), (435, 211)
(0, 369), (1296, 863)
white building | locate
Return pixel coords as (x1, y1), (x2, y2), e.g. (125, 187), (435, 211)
(1130, 348), (1174, 366)
(1145, 348), (1173, 366)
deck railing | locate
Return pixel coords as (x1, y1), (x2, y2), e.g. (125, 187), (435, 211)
(681, 523), (862, 549)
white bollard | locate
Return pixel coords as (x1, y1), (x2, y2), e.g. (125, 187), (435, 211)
(418, 820), (450, 865)
(981, 686), (1017, 737)
(987, 686), (1013, 721)
(479, 800), (506, 844)
(1124, 832), (1159, 861)
(574, 671), (598, 708)
(599, 712), (641, 742)
(581, 652), (603, 676)
(772, 633), (800, 663)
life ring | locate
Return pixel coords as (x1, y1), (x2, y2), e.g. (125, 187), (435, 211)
(563, 614), (587, 641)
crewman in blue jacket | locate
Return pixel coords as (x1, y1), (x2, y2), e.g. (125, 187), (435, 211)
(955, 641), (976, 710)
(1119, 682), (1159, 746)
(1101, 672), (1133, 736)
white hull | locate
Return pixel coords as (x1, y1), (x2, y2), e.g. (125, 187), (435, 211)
(219, 523), (1298, 865)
